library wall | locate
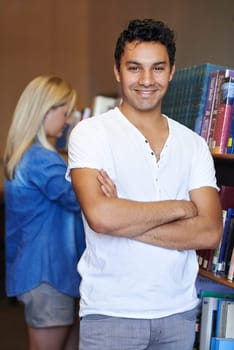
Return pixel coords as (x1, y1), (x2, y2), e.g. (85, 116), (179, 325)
(0, 0), (233, 167)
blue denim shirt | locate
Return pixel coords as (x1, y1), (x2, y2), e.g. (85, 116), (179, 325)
(5, 141), (85, 297)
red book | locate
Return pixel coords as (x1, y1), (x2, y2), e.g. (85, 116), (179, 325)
(208, 70), (234, 149)
(212, 76), (234, 154)
(219, 185), (234, 210)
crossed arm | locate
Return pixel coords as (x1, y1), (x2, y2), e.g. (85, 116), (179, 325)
(71, 168), (223, 251)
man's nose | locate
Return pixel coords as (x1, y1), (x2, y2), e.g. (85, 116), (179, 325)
(138, 70), (154, 86)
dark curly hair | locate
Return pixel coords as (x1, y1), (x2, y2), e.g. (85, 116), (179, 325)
(114, 19), (176, 71)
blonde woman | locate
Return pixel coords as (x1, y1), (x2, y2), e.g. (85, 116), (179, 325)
(4, 75), (86, 350)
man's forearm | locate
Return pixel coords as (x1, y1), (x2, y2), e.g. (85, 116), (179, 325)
(89, 197), (197, 238)
(133, 214), (222, 250)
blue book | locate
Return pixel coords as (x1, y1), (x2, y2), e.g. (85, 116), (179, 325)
(216, 208), (234, 275)
(211, 337), (234, 350)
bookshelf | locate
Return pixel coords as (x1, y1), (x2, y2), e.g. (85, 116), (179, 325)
(213, 153), (234, 186)
(199, 268), (234, 289)
(199, 153), (234, 289)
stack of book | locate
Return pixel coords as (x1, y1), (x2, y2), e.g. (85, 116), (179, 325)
(199, 69), (234, 154)
(199, 293), (234, 350)
(162, 63), (227, 131)
(197, 185), (234, 281)
(162, 63), (234, 154)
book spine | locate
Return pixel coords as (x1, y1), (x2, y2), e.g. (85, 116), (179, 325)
(200, 71), (219, 140)
(208, 71), (227, 149)
(219, 185), (234, 210)
(227, 247), (234, 281)
(226, 107), (234, 154)
(212, 77), (234, 153)
(212, 210), (227, 273)
(223, 215), (234, 276)
(223, 302), (234, 338)
(216, 208), (234, 275)
(211, 337), (234, 349)
(214, 103), (233, 153)
(199, 297), (218, 350)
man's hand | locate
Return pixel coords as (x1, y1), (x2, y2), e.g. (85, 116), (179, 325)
(182, 200), (198, 219)
(97, 169), (117, 198)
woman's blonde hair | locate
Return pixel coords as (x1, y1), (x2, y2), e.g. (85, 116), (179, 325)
(4, 75), (77, 179)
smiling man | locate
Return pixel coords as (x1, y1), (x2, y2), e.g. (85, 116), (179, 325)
(67, 19), (222, 350)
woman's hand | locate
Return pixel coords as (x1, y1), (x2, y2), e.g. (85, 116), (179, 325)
(97, 169), (117, 198)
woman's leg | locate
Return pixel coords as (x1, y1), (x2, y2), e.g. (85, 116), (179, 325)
(18, 284), (78, 350)
(28, 325), (72, 350)
(64, 316), (80, 350)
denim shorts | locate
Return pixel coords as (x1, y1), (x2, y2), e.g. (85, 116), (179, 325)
(18, 283), (76, 328)
(79, 306), (199, 350)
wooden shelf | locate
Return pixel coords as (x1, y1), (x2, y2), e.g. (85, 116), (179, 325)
(212, 153), (234, 160)
(199, 268), (234, 289)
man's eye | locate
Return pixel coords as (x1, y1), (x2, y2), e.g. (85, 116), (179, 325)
(154, 66), (164, 71)
(128, 66), (140, 72)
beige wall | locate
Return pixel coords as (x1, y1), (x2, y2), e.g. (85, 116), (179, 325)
(0, 0), (234, 158)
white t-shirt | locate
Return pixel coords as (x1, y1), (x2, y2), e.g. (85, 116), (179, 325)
(67, 107), (218, 318)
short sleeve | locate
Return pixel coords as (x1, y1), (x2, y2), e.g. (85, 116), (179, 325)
(188, 136), (218, 191)
(66, 118), (109, 180)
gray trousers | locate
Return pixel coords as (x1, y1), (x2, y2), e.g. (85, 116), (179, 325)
(79, 306), (199, 350)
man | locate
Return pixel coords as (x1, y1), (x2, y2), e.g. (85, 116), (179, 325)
(67, 19), (222, 350)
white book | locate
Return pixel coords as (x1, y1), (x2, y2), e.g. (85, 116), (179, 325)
(224, 302), (234, 338)
(200, 297), (218, 350)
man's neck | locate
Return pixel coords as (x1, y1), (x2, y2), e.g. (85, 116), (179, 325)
(118, 103), (164, 131)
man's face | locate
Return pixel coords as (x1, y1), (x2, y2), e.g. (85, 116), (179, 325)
(114, 41), (175, 114)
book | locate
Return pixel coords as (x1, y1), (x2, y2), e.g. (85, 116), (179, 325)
(223, 215), (234, 276)
(212, 76), (234, 154)
(200, 70), (219, 141)
(226, 106), (234, 154)
(219, 185), (234, 210)
(212, 210), (227, 274)
(227, 247), (234, 281)
(216, 208), (234, 275)
(199, 297), (218, 350)
(224, 301), (234, 338)
(198, 248), (215, 272)
(204, 249), (215, 272)
(211, 337), (234, 350)
(199, 290), (234, 299)
(216, 299), (234, 338)
(200, 297), (234, 350)
(208, 70), (234, 150)
(162, 63), (227, 131)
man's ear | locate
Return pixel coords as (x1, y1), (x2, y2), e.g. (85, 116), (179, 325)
(114, 64), (120, 83)
(169, 64), (176, 82)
